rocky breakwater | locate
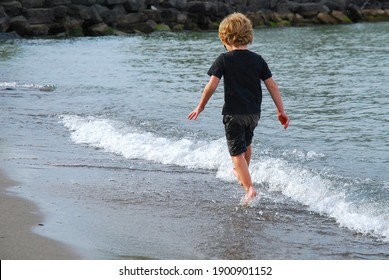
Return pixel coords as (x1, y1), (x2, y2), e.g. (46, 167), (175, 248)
(1, 0), (389, 38)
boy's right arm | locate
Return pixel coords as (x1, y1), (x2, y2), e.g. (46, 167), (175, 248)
(188, 75), (220, 120)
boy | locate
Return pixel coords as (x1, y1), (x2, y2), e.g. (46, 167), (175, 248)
(188, 13), (289, 206)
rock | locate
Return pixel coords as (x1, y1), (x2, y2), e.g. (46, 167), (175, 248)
(176, 13), (187, 24)
(20, 0), (46, 9)
(0, 18), (10, 32)
(276, 0), (302, 14)
(362, 9), (389, 21)
(45, 0), (72, 7)
(117, 12), (140, 27)
(0, 6), (10, 32)
(215, 2), (233, 17)
(9, 15), (31, 36)
(1, 1), (23, 17)
(104, 0), (127, 5)
(246, 11), (268, 27)
(52, 5), (69, 19)
(145, 0), (159, 8)
(291, 12), (304, 25)
(124, 0), (146, 12)
(96, 4), (127, 25)
(48, 22), (66, 35)
(68, 4), (104, 22)
(30, 23), (51, 36)
(282, 12), (295, 22)
(317, 12), (338, 24)
(128, 22), (154, 33)
(72, 0), (96, 6)
(296, 3), (330, 18)
(321, 0), (347, 11)
(116, 12), (155, 32)
(187, 13), (212, 29)
(63, 17), (84, 36)
(346, 4), (363, 22)
(140, 9), (162, 22)
(171, 23), (184, 31)
(249, 0), (273, 10)
(146, 18), (156, 29)
(85, 22), (114, 35)
(331, 10), (351, 23)
(154, 23), (170, 31)
(24, 8), (54, 24)
(266, 11), (283, 23)
(160, 8), (178, 23)
(160, 0), (187, 10)
(186, 1), (217, 16)
(184, 20), (199, 31)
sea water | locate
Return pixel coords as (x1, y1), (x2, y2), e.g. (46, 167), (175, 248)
(1, 22), (388, 259)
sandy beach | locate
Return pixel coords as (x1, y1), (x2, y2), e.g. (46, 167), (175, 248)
(0, 169), (79, 260)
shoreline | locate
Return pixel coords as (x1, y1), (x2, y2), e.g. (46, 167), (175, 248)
(0, 169), (80, 260)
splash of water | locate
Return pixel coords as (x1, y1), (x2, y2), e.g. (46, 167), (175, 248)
(0, 81), (56, 92)
(60, 114), (389, 240)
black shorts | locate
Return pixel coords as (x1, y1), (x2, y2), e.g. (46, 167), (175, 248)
(223, 114), (260, 156)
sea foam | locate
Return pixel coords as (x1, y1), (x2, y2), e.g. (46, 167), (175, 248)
(60, 115), (389, 240)
(0, 81), (56, 92)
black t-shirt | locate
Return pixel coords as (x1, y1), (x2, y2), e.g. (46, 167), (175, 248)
(207, 50), (272, 115)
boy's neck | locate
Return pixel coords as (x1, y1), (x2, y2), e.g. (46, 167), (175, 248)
(224, 43), (248, 52)
(232, 45), (248, 50)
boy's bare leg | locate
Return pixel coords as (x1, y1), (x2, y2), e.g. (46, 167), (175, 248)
(244, 145), (252, 166)
(231, 152), (257, 205)
(233, 145), (252, 185)
(232, 168), (243, 186)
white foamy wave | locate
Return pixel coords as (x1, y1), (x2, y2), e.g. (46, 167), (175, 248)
(0, 81), (56, 92)
(60, 115), (389, 240)
(285, 149), (325, 162)
(59, 115), (229, 170)
(248, 158), (389, 240)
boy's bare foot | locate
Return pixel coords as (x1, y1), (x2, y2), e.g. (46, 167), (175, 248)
(232, 168), (243, 186)
(242, 186), (257, 206)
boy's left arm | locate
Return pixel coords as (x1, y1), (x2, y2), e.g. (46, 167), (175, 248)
(264, 77), (289, 129)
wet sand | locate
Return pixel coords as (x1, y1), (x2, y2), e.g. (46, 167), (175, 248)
(0, 169), (79, 260)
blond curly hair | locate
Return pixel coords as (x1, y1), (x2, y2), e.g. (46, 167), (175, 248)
(218, 13), (253, 47)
